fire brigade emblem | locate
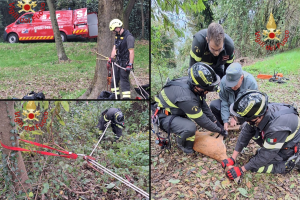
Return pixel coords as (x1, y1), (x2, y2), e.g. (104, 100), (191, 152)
(22, 101), (40, 121)
(17, 0), (37, 13)
(263, 13), (281, 41)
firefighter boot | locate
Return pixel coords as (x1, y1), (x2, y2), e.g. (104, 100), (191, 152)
(285, 143), (300, 173)
(177, 136), (194, 154)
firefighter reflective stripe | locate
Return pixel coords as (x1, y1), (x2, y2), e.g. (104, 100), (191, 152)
(257, 164), (273, 173)
(122, 91), (130, 98)
(286, 117), (300, 142)
(161, 90), (178, 108)
(186, 135), (195, 141)
(190, 67), (199, 85)
(226, 55), (235, 64)
(263, 141), (284, 149)
(200, 61), (213, 65)
(116, 124), (123, 129)
(155, 96), (163, 108)
(255, 95), (266, 115)
(252, 135), (260, 140)
(186, 111), (203, 119)
(190, 50), (202, 62)
(111, 87), (120, 95)
(104, 115), (109, 122)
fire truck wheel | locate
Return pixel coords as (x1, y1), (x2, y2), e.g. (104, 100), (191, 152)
(8, 33), (19, 43)
(60, 32), (67, 42)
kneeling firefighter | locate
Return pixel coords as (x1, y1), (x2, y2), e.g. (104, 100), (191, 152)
(223, 91), (300, 180)
(97, 108), (125, 141)
(152, 62), (228, 154)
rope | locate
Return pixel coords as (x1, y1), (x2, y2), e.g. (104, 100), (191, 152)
(90, 120), (111, 156)
(111, 62), (118, 99)
(93, 51), (149, 99)
(87, 159), (149, 199)
(113, 63), (149, 99)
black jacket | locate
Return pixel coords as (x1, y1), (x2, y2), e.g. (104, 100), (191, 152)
(189, 29), (234, 71)
(155, 76), (221, 133)
(235, 103), (300, 171)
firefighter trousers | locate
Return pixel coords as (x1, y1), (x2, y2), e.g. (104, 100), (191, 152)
(97, 116), (122, 140)
(111, 61), (131, 99)
(158, 113), (196, 151)
(250, 148), (295, 174)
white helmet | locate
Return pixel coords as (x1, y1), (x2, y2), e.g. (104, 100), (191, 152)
(109, 19), (123, 31)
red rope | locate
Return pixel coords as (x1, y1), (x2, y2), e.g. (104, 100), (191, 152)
(0, 139), (78, 159)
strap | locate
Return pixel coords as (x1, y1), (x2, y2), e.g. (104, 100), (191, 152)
(0, 139), (78, 159)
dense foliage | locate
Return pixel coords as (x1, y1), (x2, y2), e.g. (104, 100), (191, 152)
(0, 101), (149, 199)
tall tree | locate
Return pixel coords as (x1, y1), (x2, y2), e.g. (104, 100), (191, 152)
(80, 0), (123, 99)
(0, 102), (30, 193)
(123, 0), (136, 29)
(140, 0), (144, 39)
(46, 0), (69, 61)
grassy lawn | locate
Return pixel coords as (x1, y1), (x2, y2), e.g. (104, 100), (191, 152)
(151, 47), (300, 199)
(0, 40), (149, 99)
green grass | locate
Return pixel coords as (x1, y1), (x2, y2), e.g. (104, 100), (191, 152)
(0, 40), (149, 99)
(242, 47), (300, 107)
(244, 47), (300, 75)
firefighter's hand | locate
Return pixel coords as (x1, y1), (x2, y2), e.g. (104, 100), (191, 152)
(219, 126), (228, 139)
(221, 157), (235, 169)
(126, 64), (133, 72)
(226, 167), (243, 180)
(106, 58), (112, 70)
(230, 117), (237, 127)
(224, 122), (229, 131)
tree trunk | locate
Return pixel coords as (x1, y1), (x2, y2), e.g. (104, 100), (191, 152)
(79, 0), (123, 99)
(0, 102), (30, 193)
(46, 0), (68, 61)
(140, 0), (144, 39)
(123, 0), (136, 29)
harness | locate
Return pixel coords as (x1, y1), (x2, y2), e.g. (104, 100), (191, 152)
(115, 29), (132, 63)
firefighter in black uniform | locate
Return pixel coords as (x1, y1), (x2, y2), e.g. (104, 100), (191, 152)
(190, 22), (235, 79)
(222, 91), (300, 180)
(107, 19), (135, 99)
(154, 62), (228, 154)
(97, 108), (125, 141)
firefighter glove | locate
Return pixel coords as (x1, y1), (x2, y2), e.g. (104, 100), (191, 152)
(226, 167), (243, 180)
(126, 63), (133, 72)
(219, 126), (228, 139)
(221, 157), (235, 169)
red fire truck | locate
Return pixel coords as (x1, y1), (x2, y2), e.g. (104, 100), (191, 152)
(3, 8), (98, 43)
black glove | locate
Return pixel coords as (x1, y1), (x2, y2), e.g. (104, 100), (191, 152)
(219, 126), (228, 139)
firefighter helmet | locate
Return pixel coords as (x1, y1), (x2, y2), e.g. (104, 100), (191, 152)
(230, 90), (268, 121)
(188, 62), (220, 91)
(109, 19), (123, 31)
(115, 111), (124, 125)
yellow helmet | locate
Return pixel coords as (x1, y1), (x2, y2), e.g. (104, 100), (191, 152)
(109, 19), (123, 31)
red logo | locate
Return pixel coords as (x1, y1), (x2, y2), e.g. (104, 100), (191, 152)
(222, 55), (229, 61)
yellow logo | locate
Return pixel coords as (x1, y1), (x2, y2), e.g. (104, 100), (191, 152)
(22, 101), (40, 121)
(17, 0), (37, 13)
(192, 106), (198, 112)
(194, 46), (200, 53)
(263, 13), (281, 41)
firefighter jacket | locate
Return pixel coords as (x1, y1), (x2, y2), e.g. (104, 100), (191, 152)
(189, 29), (235, 70)
(220, 71), (258, 123)
(115, 29), (134, 63)
(155, 76), (221, 133)
(234, 103), (300, 171)
(101, 108), (124, 128)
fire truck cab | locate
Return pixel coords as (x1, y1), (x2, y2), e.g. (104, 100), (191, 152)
(3, 8), (98, 43)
